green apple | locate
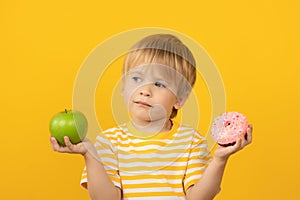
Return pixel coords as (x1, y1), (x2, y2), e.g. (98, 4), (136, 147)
(49, 109), (88, 146)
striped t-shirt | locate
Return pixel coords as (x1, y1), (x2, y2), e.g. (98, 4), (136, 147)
(80, 121), (212, 199)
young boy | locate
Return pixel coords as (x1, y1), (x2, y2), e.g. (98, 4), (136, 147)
(50, 34), (252, 200)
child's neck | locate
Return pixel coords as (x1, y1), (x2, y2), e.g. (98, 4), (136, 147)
(131, 118), (173, 133)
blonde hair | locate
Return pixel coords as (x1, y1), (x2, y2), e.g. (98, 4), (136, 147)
(123, 34), (196, 118)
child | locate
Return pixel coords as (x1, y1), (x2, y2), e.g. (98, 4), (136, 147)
(50, 34), (252, 200)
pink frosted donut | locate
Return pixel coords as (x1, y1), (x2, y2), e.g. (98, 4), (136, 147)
(210, 112), (248, 146)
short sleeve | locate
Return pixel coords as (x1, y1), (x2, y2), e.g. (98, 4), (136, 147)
(80, 132), (121, 189)
(183, 131), (212, 192)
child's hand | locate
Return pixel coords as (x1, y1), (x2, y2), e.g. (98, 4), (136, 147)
(214, 124), (253, 162)
(50, 136), (92, 156)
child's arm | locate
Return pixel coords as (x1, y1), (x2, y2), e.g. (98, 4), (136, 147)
(50, 136), (121, 200)
(186, 125), (253, 200)
(83, 151), (121, 200)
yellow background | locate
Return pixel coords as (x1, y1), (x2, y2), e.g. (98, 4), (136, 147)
(1, 0), (299, 199)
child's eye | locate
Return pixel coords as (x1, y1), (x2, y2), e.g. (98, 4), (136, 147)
(154, 82), (166, 88)
(132, 77), (142, 83)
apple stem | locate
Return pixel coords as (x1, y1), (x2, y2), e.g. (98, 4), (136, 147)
(65, 109), (67, 113)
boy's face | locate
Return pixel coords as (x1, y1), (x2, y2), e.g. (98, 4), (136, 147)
(122, 64), (191, 126)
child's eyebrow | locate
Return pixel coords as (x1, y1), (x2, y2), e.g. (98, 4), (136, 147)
(152, 70), (175, 81)
(153, 74), (171, 82)
(127, 70), (143, 76)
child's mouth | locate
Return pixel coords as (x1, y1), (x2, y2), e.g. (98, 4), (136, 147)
(134, 101), (152, 107)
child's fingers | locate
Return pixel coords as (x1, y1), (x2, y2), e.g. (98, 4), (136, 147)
(64, 136), (71, 145)
(64, 136), (82, 153)
(242, 124), (252, 147)
(246, 124), (253, 144)
(234, 137), (242, 150)
(225, 137), (242, 154)
(239, 124), (253, 148)
(50, 136), (60, 151)
(64, 136), (74, 150)
(50, 136), (71, 153)
(240, 134), (248, 148)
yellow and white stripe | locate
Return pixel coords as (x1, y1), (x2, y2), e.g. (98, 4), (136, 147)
(81, 121), (211, 199)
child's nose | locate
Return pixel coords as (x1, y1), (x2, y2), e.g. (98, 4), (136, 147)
(139, 85), (151, 97)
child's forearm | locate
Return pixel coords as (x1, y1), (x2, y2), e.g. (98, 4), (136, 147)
(186, 157), (228, 200)
(84, 152), (121, 200)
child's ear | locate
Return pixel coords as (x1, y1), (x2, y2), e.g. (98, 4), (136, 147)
(174, 101), (181, 109)
(174, 92), (190, 109)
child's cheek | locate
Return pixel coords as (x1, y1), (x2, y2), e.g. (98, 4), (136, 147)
(122, 83), (141, 106)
